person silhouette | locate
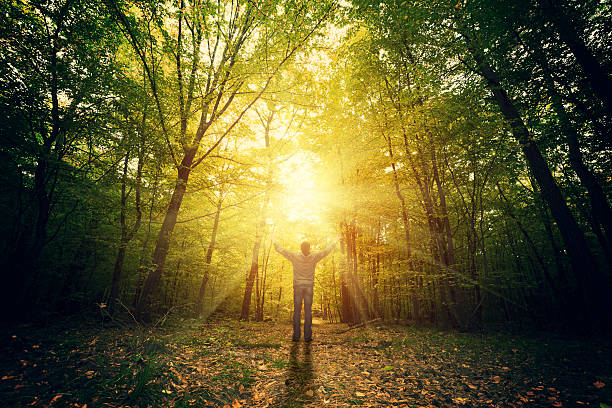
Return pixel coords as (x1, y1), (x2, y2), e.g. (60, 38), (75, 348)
(274, 240), (335, 341)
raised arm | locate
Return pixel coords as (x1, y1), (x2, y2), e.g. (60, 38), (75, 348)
(312, 242), (336, 263)
(274, 242), (296, 262)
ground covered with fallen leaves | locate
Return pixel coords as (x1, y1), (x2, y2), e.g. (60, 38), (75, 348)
(1, 317), (611, 408)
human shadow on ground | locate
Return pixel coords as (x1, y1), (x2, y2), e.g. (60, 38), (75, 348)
(277, 342), (314, 407)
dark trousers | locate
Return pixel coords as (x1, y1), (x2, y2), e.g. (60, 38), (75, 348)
(293, 284), (313, 341)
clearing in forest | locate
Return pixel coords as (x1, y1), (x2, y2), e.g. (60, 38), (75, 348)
(1, 319), (611, 408)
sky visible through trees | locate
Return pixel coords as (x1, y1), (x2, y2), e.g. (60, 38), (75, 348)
(0, 0), (611, 332)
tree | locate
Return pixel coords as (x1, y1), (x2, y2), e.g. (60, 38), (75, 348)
(108, 0), (335, 318)
(0, 0), (123, 317)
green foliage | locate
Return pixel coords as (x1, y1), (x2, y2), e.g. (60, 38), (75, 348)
(0, 0), (610, 331)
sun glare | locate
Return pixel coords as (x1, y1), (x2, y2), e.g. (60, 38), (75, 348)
(274, 151), (334, 229)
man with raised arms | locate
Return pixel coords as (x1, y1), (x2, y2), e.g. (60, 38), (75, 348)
(273, 240), (336, 342)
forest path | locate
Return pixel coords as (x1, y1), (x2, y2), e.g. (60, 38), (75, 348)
(1, 319), (611, 407)
(227, 321), (610, 408)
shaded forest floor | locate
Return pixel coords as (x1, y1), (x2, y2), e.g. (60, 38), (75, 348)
(1, 317), (611, 408)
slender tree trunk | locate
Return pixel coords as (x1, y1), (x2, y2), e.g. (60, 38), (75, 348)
(466, 39), (606, 322)
(432, 150), (456, 265)
(276, 285), (282, 318)
(110, 148), (142, 312)
(339, 223), (352, 323)
(256, 240), (272, 321)
(241, 110), (274, 320)
(407, 140), (461, 328)
(349, 223), (370, 322)
(372, 253), (381, 318)
(136, 149), (197, 318)
(331, 254), (342, 322)
(519, 30), (612, 258)
(384, 133), (411, 257)
(434, 148), (475, 329)
(497, 183), (563, 302)
(537, 0), (612, 115)
(550, 94), (612, 259)
(195, 193), (223, 317)
(241, 205), (267, 320)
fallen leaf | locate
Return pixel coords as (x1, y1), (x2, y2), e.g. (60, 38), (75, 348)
(492, 376), (501, 383)
(305, 390), (314, 397)
(594, 381), (606, 389)
(356, 391), (366, 397)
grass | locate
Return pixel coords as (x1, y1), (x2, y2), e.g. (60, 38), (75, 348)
(210, 357), (255, 388)
(271, 357), (290, 369)
(2, 319), (610, 408)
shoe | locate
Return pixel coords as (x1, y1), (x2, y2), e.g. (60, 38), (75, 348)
(305, 338), (312, 342)
(292, 337), (300, 342)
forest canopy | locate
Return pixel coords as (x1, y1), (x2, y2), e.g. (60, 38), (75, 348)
(1, 0), (611, 332)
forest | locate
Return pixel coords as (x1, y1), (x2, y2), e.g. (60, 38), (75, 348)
(1, 0), (611, 407)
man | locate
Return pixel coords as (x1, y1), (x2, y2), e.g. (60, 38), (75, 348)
(274, 240), (336, 342)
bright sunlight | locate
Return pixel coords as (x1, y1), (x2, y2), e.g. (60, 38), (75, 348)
(272, 151), (338, 241)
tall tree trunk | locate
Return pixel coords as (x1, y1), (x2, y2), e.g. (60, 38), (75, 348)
(432, 150), (455, 266)
(403, 133), (461, 328)
(537, 0), (612, 115)
(497, 183), (562, 302)
(256, 239), (272, 321)
(466, 38), (606, 324)
(110, 147), (142, 312)
(195, 193), (223, 317)
(518, 29), (612, 258)
(133, 165), (160, 307)
(550, 95), (612, 254)
(339, 223), (353, 323)
(12, 36), (65, 312)
(168, 238), (187, 307)
(432, 148), (473, 329)
(373, 251), (381, 318)
(384, 132), (411, 257)
(240, 110), (274, 321)
(241, 196), (269, 321)
(136, 148), (198, 318)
